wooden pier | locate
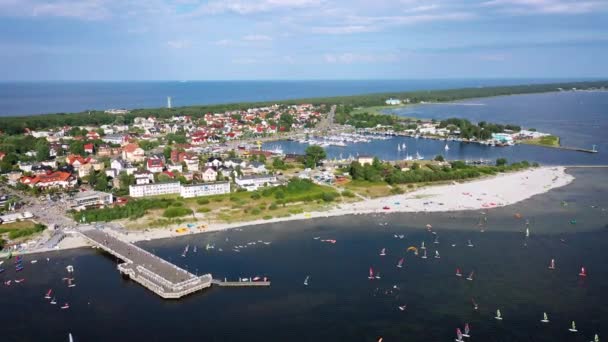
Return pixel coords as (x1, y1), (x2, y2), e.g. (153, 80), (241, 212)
(79, 227), (270, 299)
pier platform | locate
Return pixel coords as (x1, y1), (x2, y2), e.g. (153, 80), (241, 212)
(212, 279), (271, 287)
(79, 227), (212, 299)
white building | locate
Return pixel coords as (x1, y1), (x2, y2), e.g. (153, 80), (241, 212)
(180, 182), (230, 198)
(202, 167), (218, 182)
(111, 159), (137, 175)
(129, 182), (181, 198)
(71, 191), (114, 210)
(385, 98), (402, 105)
(235, 174), (278, 191)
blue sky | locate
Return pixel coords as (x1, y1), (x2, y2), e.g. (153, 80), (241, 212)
(0, 0), (607, 80)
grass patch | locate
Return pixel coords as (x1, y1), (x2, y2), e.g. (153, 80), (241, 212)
(0, 222), (46, 240)
(163, 207), (193, 218)
(521, 135), (560, 147)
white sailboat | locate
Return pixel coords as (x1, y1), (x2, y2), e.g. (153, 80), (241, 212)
(455, 328), (463, 342)
(69, 333), (74, 342)
(495, 309), (503, 320)
(420, 241), (426, 250)
(467, 239), (474, 247)
(397, 144), (401, 152)
(569, 321), (578, 332)
(548, 258), (556, 269)
(541, 312), (550, 323)
(415, 151), (424, 160)
(444, 143), (450, 151)
(397, 258), (404, 268)
(462, 323), (471, 338)
(434, 250), (440, 259)
(303, 276), (310, 286)
(379, 248), (386, 256)
(592, 334), (599, 342)
(525, 228), (530, 238)
(421, 249), (427, 259)
(466, 271), (474, 281)
(402, 143), (407, 150)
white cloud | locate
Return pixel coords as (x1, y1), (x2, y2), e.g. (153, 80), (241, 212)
(323, 52), (399, 64)
(481, 0), (608, 14)
(242, 34), (272, 41)
(192, 0), (323, 15)
(167, 39), (191, 49)
(232, 57), (258, 64)
(214, 39), (234, 46)
(28, 0), (111, 20)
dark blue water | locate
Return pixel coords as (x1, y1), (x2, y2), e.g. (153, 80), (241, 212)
(265, 91), (608, 165)
(0, 79), (581, 116)
(1, 168), (607, 341)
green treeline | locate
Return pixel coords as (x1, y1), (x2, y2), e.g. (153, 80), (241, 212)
(1, 80), (606, 134)
(347, 158), (534, 184)
(73, 198), (175, 222)
(0, 223), (47, 240)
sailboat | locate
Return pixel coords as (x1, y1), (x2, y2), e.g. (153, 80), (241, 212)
(466, 271), (474, 281)
(592, 334), (599, 342)
(495, 309), (503, 320)
(50, 297), (57, 305)
(462, 324), (471, 337)
(67, 278), (76, 288)
(456, 268), (462, 277)
(421, 249), (427, 259)
(471, 298), (479, 310)
(434, 250), (440, 259)
(193, 245), (197, 253)
(368, 267), (375, 280)
(525, 228), (530, 238)
(415, 151), (424, 160)
(375, 272), (381, 280)
(397, 258), (404, 268)
(405, 153), (413, 161)
(61, 303), (70, 310)
(445, 143), (450, 151)
(433, 236), (439, 244)
(303, 276), (310, 286)
(402, 143), (407, 150)
(398, 305), (407, 311)
(379, 248), (386, 256)
(397, 144), (401, 152)
(569, 321), (578, 332)
(420, 241), (426, 250)
(548, 259), (556, 270)
(579, 267), (587, 277)
(467, 239), (474, 247)
(45, 289), (52, 299)
(69, 333), (74, 342)
(541, 312), (550, 323)
(455, 328), (463, 342)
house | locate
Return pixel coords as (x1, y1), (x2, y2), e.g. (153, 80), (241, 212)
(357, 155), (374, 166)
(78, 162), (93, 178)
(66, 155), (91, 170)
(134, 171), (154, 185)
(84, 143), (94, 154)
(146, 158), (164, 173)
(206, 157), (223, 168)
(70, 191), (113, 210)
(167, 162), (183, 173)
(248, 161), (267, 174)
(31, 164), (53, 175)
(111, 159), (137, 175)
(129, 182), (181, 198)
(86, 131), (101, 140)
(180, 181), (230, 198)
(385, 98), (402, 105)
(97, 144), (120, 157)
(17, 162), (32, 172)
(201, 167), (218, 182)
(184, 155), (199, 172)
(102, 134), (128, 145)
(224, 158), (247, 169)
(105, 168), (118, 179)
(20, 171), (76, 189)
(122, 143), (145, 163)
(235, 174), (278, 191)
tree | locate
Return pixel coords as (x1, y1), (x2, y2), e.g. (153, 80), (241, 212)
(69, 140), (85, 156)
(119, 173), (135, 189)
(279, 113), (294, 131)
(272, 157), (285, 170)
(434, 155), (445, 162)
(94, 173), (108, 191)
(496, 158), (508, 166)
(304, 145), (326, 168)
(35, 140), (50, 162)
(349, 161), (364, 180)
(258, 154), (267, 163)
(163, 146), (173, 161)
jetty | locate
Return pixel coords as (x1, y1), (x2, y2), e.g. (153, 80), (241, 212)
(79, 227), (268, 299)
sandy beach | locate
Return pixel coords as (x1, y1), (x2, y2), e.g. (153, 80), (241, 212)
(50, 166), (574, 251)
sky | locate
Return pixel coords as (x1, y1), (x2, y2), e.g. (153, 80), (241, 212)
(0, 0), (607, 80)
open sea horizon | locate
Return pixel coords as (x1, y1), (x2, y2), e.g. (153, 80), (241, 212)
(0, 78), (597, 116)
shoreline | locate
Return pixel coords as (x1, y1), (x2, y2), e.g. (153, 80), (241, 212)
(46, 166), (575, 254)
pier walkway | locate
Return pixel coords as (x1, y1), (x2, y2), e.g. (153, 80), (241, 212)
(79, 227), (213, 299)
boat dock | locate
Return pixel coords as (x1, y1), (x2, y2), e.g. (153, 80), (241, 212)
(212, 279), (271, 287)
(79, 227), (213, 299)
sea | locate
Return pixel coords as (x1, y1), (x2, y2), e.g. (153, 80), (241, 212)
(0, 79), (590, 116)
(0, 81), (607, 341)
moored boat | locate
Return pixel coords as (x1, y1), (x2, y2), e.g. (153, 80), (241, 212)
(397, 258), (404, 268)
(495, 309), (503, 320)
(541, 312), (549, 323)
(569, 321), (578, 332)
(463, 323), (471, 337)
